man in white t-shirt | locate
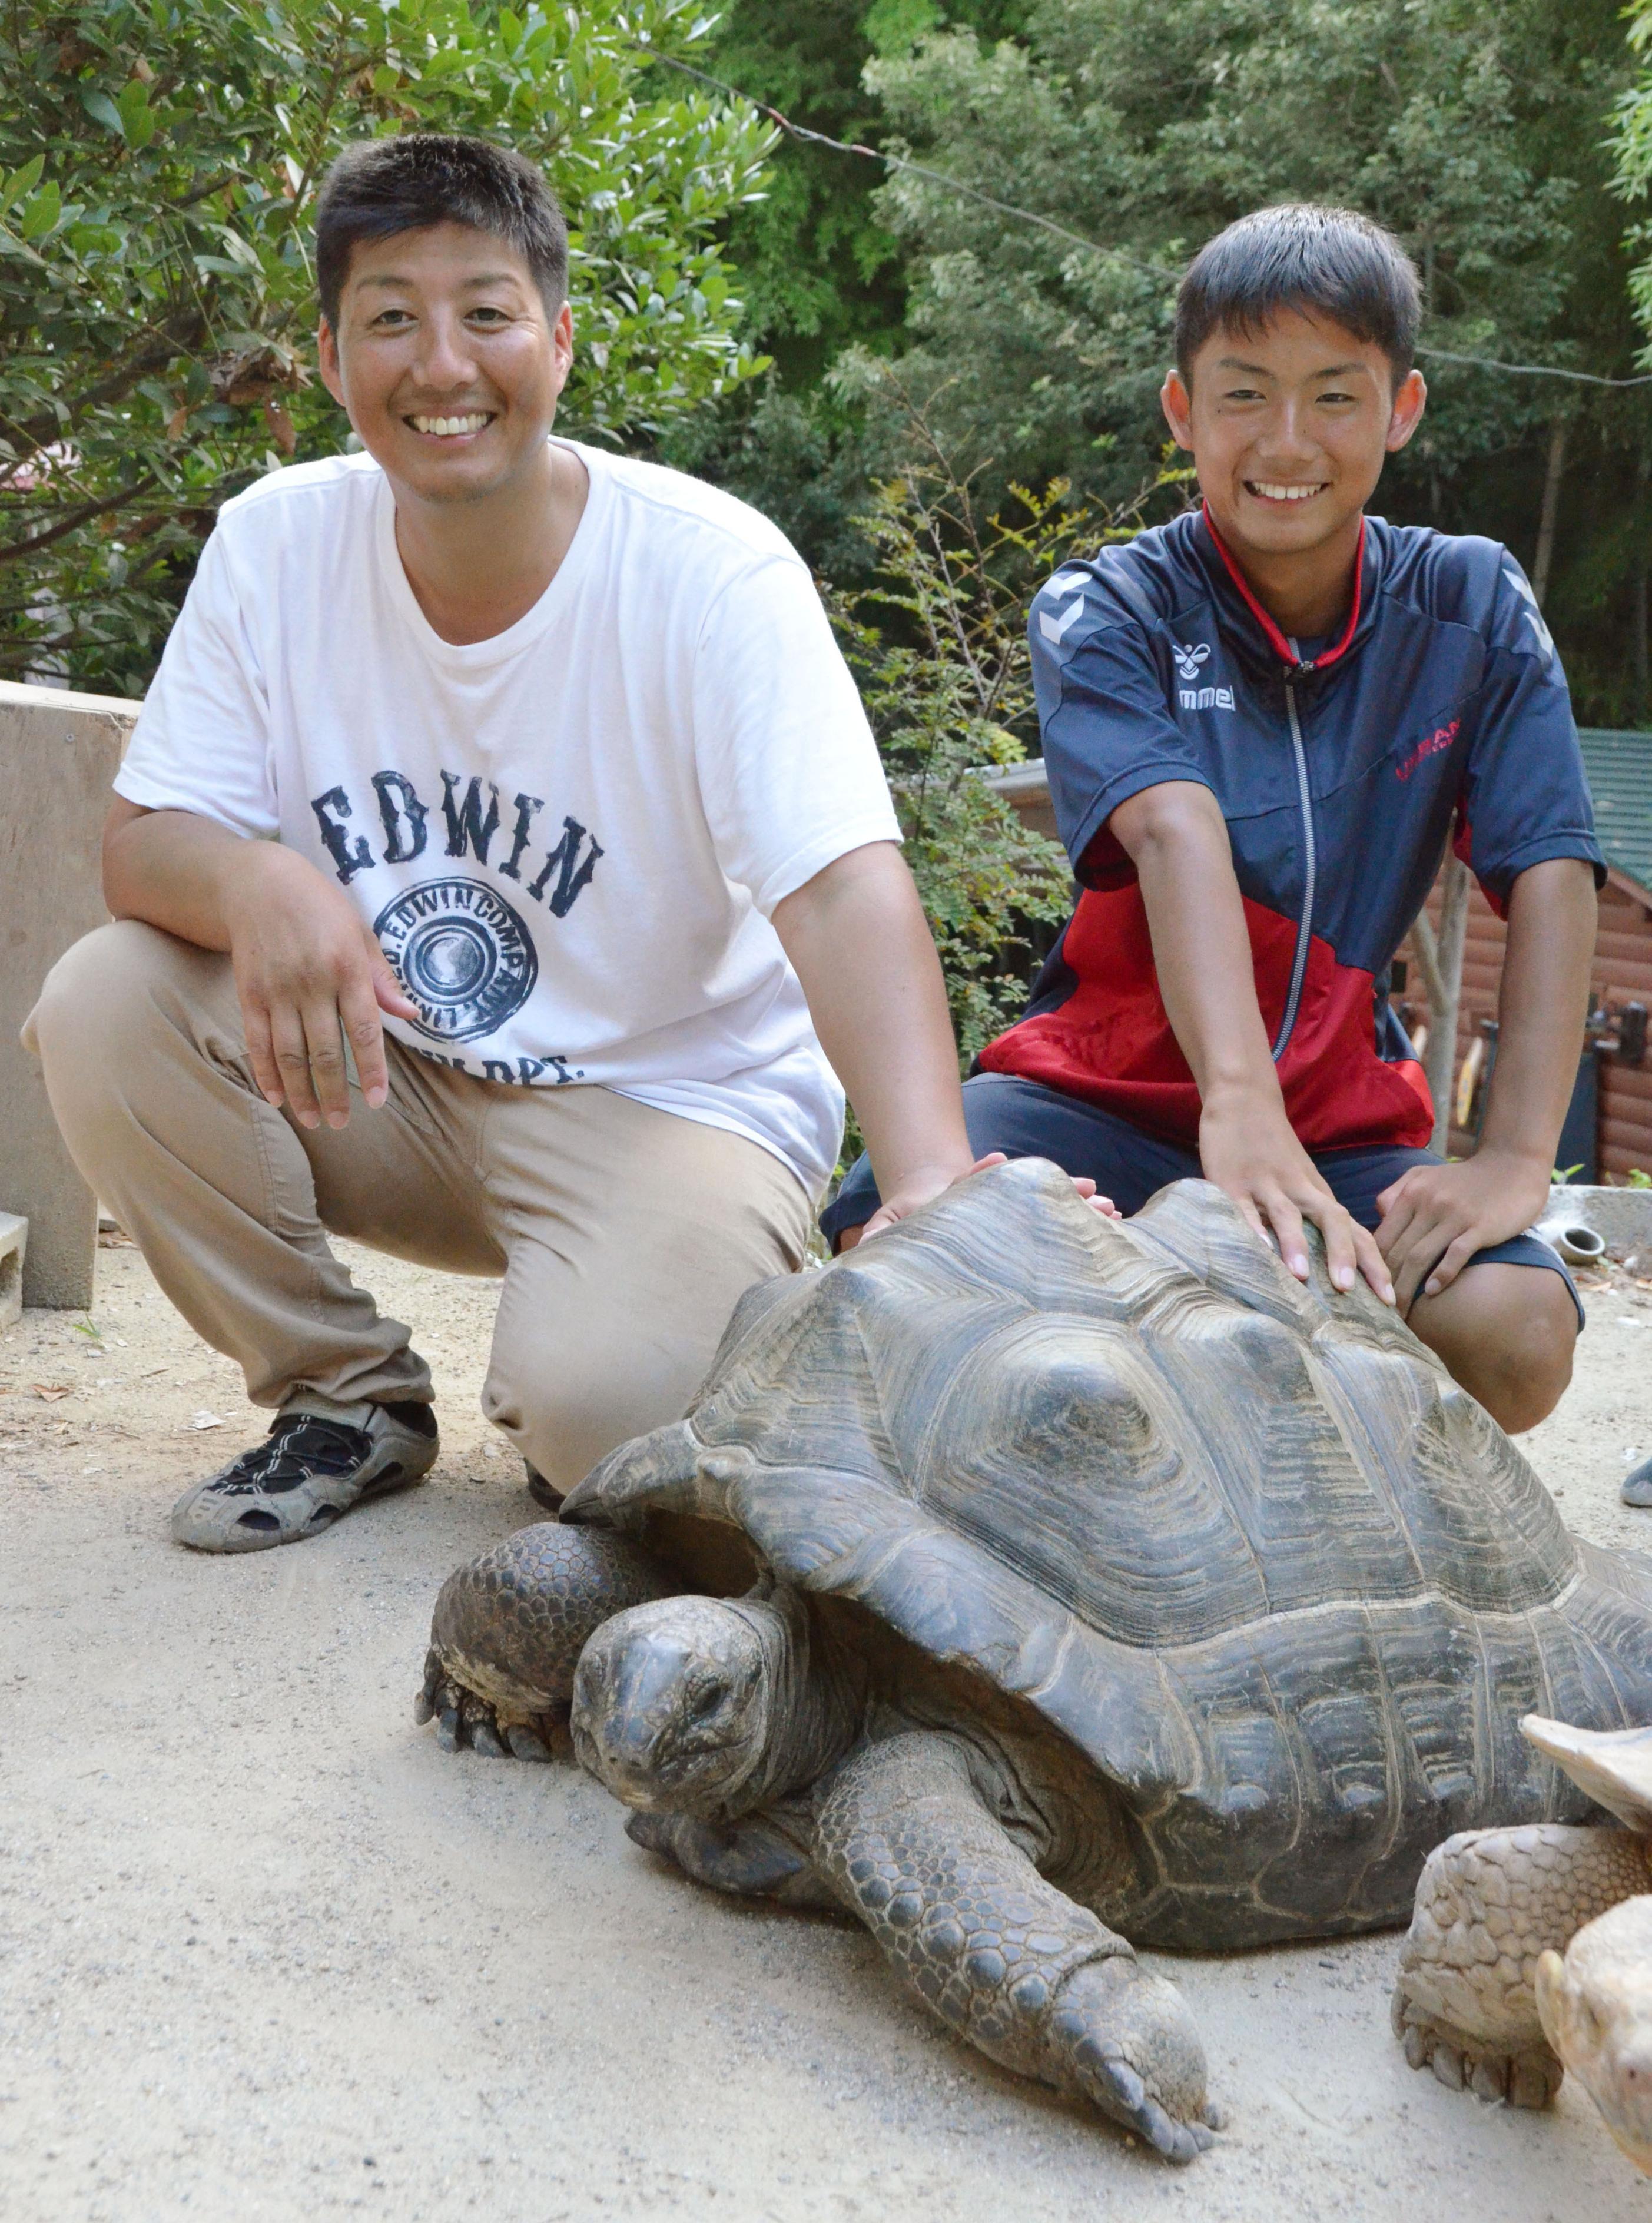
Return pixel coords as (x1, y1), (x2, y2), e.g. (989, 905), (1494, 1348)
(28, 134), (1066, 1552)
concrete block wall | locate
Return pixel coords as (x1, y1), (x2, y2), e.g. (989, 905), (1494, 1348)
(0, 678), (136, 1308)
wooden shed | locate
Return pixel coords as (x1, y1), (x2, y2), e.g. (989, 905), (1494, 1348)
(1395, 729), (1652, 1179)
(989, 727), (1652, 1179)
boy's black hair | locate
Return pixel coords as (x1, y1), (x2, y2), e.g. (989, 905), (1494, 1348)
(1174, 204), (1422, 384)
(315, 134), (568, 329)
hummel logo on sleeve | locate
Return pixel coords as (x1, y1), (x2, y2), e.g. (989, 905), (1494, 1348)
(1173, 641), (1234, 711)
(1501, 562), (1557, 666)
(1038, 596), (1087, 645)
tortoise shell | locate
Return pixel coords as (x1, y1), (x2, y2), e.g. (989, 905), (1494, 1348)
(565, 1162), (1652, 1946)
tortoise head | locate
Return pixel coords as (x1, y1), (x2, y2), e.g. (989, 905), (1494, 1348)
(1537, 1905), (1652, 2174)
(1525, 1716), (1652, 2172)
(570, 1595), (779, 1819)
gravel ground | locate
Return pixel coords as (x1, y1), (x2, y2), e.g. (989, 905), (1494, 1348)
(4, 1236), (1652, 2223)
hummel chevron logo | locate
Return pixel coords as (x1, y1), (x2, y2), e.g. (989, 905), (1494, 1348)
(1502, 561), (1555, 665)
(1039, 597), (1086, 645)
(1173, 641), (1211, 681)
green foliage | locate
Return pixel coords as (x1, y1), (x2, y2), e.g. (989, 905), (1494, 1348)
(693, 0), (902, 387)
(0, 0), (774, 693)
(825, 380), (1147, 1068)
(1614, 1), (1652, 361)
(685, 0), (1652, 721)
(699, 0), (1029, 383)
(863, 0), (1643, 506)
(656, 0), (1035, 579)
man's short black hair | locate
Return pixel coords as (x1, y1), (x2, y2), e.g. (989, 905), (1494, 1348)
(1174, 204), (1422, 384)
(315, 133), (568, 330)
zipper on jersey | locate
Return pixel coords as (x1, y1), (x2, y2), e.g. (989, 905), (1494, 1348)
(1271, 677), (1317, 1061)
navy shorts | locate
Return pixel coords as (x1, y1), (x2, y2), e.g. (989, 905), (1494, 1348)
(822, 1071), (1582, 1326)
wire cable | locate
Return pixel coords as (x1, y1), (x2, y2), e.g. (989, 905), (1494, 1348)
(1412, 347), (1652, 389)
(643, 44), (1652, 391)
(645, 49), (1177, 283)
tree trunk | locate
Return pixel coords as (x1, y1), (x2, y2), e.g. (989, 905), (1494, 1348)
(1409, 851), (1472, 1153)
(1532, 417), (1568, 610)
(1636, 452), (1650, 726)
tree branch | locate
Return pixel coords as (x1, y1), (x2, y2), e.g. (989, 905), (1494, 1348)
(0, 311), (208, 456)
(0, 475), (160, 562)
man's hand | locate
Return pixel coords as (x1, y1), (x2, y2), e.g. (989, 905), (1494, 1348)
(773, 846), (1115, 1242)
(1200, 1081), (1395, 1300)
(102, 799), (417, 1130)
(224, 844), (418, 1129)
(1375, 1152), (1551, 1311)
(856, 1152), (1119, 1243)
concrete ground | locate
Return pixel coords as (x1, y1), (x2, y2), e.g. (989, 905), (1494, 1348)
(4, 1236), (1652, 2223)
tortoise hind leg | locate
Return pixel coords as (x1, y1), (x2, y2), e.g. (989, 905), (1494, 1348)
(1392, 1822), (1651, 2106)
(417, 1522), (675, 1759)
(814, 1733), (1216, 2164)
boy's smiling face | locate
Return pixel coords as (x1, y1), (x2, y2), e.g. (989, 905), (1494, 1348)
(1161, 308), (1427, 569)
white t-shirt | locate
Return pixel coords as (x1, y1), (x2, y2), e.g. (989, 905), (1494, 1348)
(116, 441), (902, 1195)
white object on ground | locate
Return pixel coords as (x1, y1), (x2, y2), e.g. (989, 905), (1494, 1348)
(0, 1210), (27, 1331)
(1535, 1213), (1609, 1268)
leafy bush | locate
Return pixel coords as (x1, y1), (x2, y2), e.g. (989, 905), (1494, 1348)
(0, 0), (774, 694)
(825, 371), (1166, 1076)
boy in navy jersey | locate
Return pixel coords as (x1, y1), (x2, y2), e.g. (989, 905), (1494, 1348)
(828, 203), (1601, 1435)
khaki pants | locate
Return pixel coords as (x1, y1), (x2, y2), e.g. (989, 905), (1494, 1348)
(26, 922), (813, 1493)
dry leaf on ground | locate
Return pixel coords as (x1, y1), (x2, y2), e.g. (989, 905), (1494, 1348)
(33, 1385), (71, 1402)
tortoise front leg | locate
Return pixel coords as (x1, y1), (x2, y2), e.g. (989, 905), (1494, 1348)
(813, 1733), (1216, 2164)
(417, 1523), (675, 1760)
(626, 1807), (840, 1909)
(1392, 1823), (1651, 2106)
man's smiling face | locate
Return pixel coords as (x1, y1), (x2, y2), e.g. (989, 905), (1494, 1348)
(317, 221), (572, 507)
(1160, 308), (1427, 565)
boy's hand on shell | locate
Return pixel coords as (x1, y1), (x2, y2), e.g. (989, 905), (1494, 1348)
(1375, 1153), (1553, 1309)
(1199, 1091), (1395, 1304)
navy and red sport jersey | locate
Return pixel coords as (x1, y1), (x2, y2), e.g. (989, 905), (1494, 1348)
(978, 505), (1605, 1152)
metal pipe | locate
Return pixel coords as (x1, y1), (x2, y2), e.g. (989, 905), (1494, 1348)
(1535, 1216), (1607, 1268)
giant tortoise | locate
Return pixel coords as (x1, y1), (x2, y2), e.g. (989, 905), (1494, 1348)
(417, 1161), (1652, 2163)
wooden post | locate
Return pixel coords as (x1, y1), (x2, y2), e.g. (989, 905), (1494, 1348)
(1409, 851), (1472, 1153)
(1635, 453), (1650, 725)
(1532, 416), (1568, 612)
(0, 679), (135, 1308)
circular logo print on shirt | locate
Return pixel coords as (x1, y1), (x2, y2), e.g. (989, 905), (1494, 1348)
(373, 878), (538, 1044)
